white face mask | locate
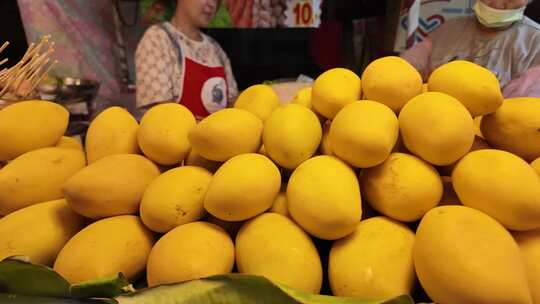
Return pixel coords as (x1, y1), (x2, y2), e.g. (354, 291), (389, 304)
(473, 1), (526, 28)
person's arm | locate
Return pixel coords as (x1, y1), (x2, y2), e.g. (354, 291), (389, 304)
(503, 64), (540, 98)
(135, 26), (176, 109)
(400, 38), (433, 81)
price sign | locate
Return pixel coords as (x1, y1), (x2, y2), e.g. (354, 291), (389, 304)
(284, 0), (322, 28)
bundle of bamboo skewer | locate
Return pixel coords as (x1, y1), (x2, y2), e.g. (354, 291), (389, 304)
(0, 35), (57, 109)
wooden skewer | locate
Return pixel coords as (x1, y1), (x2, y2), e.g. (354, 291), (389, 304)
(0, 42), (9, 56)
(28, 60), (57, 94)
(0, 35), (56, 100)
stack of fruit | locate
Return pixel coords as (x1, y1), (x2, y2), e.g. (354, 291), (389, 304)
(1, 56), (540, 304)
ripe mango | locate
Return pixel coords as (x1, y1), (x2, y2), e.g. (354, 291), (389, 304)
(0, 147), (86, 215)
(330, 217), (415, 299)
(54, 215), (155, 283)
(399, 92), (474, 166)
(428, 60), (503, 116)
(330, 101), (399, 168)
(140, 166), (212, 233)
(188, 109), (263, 162)
(234, 84), (280, 121)
(414, 206), (531, 304)
(481, 97), (540, 162)
(85, 107), (140, 164)
(287, 156), (361, 240)
(0, 100), (68, 161)
(360, 153), (443, 222)
(453, 149), (540, 231)
(63, 154), (160, 219)
(204, 153), (281, 221)
(55, 136), (83, 151)
(514, 229), (540, 304)
(263, 104), (322, 169)
(146, 221), (234, 287)
(236, 213), (322, 293)
(0, 199), (85, 266)
(138, 103), (196, 166)
(312, 68), (361, 119)
(361, 56), (423, 112)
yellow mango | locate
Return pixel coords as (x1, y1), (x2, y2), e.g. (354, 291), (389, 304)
(453, 149), (540, 231)
(188, 108), (263, 162)
(204, 214), (244, 238)
(55, 136), (83, 151)
(474, 116), (484, 138)
(0, 147), (86, 215)
(438, 135), (491, 176)
(63, 154), (160, 219)
(234, 84), (280, 121)
(54, 215), (155, 283)
(428, 60), (503, 116)
(0, 199), (85, 266)
(330, 101), (399, 168)
(329, 217), (415, 299)
(292, 87), (312, 109)
(481, 97), (540, 161)
(140, 166), (212, 233)
(361, 56), (423, 112)
(532, 157), (540, 177)
(414, 206), (531, 304)
(263, 104), (322, 169)
(514, 229), (540, 304)
(236, 213), (322, 293)
(0, 100), (68, 161)
(312, 68), (361, 119)
(269, 192), (289, 218)
(399, 92), (474, 166)
(258, 144), (268, 157)
(184, 149), (221, 173)
(85, 107), (140, 164)
(146, 221), (234, 287)
(439, 176), (461, 206)
(360, 153), (442, 222)
(204, 153), (281, 221)
(319, 120), (334, 156)
(138, 103), (196, 165)
(287, 156), (361, 240)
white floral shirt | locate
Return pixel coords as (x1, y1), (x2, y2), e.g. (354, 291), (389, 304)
(135, 22), (238, 108)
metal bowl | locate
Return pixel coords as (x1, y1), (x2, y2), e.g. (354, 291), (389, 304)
(56, 77), (100, 106)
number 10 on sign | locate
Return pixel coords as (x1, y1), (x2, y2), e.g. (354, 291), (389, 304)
(285, 0), (321, 28)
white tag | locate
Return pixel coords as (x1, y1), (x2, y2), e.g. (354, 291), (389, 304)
(284, 0), (322, 28)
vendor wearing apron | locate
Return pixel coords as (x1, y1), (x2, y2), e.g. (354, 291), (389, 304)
(136, 0), (238, 119)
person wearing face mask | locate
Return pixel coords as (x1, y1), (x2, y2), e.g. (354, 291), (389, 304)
(401, 0), (540, 97)
(136, 0), (238, 119)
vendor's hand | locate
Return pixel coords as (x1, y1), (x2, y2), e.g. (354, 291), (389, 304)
(225, 0), (254, 28)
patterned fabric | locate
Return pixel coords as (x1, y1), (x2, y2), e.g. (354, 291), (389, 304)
(135, 22), (238, 108)
(16, 0), (131, 108)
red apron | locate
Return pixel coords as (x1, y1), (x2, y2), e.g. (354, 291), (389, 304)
(178, 57), (228, 119)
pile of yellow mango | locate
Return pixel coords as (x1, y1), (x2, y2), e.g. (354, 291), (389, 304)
(1, 56), (540, 304)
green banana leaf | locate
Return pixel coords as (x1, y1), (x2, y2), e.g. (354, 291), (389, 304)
(115, 274), (414, 304)
(0, 259), (415, 304)
(71, 273), (133, 299)
(0, 258), (70, 298)
(0, 258), (130, 299)
(0, 293), (115, 304)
